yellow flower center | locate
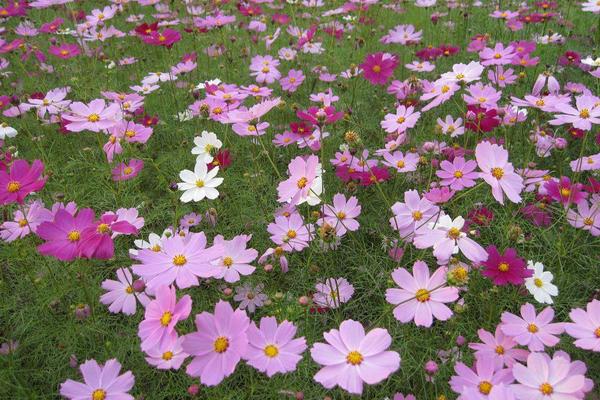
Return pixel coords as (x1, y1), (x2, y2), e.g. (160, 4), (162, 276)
(455, 73), (465, 79)
(495, 345), (504, 355)
(87, 113), (100, 122)
(195, 180), (205, 188)
(92, 389), (107, 400)
(447, 227), (461, 240)
(97, 223), (110, 234)
(261, 67), (270, 73)
(18, 219), (28, 227)
(123, 167), (133, 175)
(478, 381), (492, 395)
(560, 188), (571, 197)
(478, 97), (486, 103)
(372, 65), (381, 73)
(534, 278), (543, 287)
(498, 262), (510, 272)
(60, 50), (69, 56)
(6, 181), (20, 193)
(494, 53), (502, 59)
(453, 267), (468, 281)
(528, 323), (539, 333)
(173, 254), (187, 266)
(160, 311), (172, 326)
(125, 286), (133, 294)
(491, 167), (504, 179)
(162, 351), (173, 360)
(346, 350), (363, 365)
(412, 210), (423, 221)
(297, 177), (308, 188)
(264, 344), (279, 358)
(454, 171), (463, 178)
(336, 211), (346, 219)
(223, 256), (233, 267)
(579, 108), (590, 119)
(67, 230), (81, 242)
(594, 327), (600, 337)
(441, 85), (450, 93)
(214, 336), (229, 353)
(125, 130), (135, 138)
(287, 229), (297, 239)
(415, 288), (430, 302)
(539, 383), (553, 395)
(396, 116), (406, 124)
(396, 160), (405, 168)
(151, 244), (161, 252)
(584, 217), (594, 226)
(158, 35), (166, 42)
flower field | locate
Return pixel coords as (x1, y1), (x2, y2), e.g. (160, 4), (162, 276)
(1, 0), (600, 399)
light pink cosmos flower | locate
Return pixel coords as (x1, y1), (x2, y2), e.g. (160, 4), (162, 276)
(479, 43), (516, 66)
(267, 212), (313, 252)
(319, 193), (361, 236)
(386, 261), (459, 327)
(62, 99), (121, 132)
(0, 200), (51, 242)
(244, 316), (307, 377)
(549, 95), (600, 131)
(476, 141), (524, 204)
(182, 300), (250, 386)
(512, 352), (586, 399)
(27, 87), (71, 118)
(101, 267), (150, 315)
(132, 232), (223, 291)
(436, 157), (479, 190)
(313, 277), (355, 308)
(207, 234), (257, 282)
(277, 155), (322, 206)
(382, 150), (420, 173)
(566, 200), (600, 236)
(144, 335), (188, 370)
(59, 359), (134, 400)
(137, 285), (192, 352)
(440, 61), (484, 84)
(449, 354), (513, 396)
(570, 153), (600, 172)
(380, 105), (421, 133)
(414, 214), (488, 264)
(565, 299), (600, 351)
(437, 115), (465, 137)
(311, 319), (400, 395)
(420, 80), (459, 111)
(500, 303), (565, 352)
(389, 190), (439, 241)
(279, 69), (305, 92)
(468, 326), (529, 369)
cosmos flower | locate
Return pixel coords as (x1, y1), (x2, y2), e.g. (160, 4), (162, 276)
(468, 326), (529, 369)
(476, 141), (524, 204)
(0, 159), (47, 205)
(360, 52), (398, 85)
(565, 299), (600, 352)
(313, 277), (355, 308)
(500, 303), (565, 352)
(59, 359), (134, 400)
(101, 268), (151, 315)
(524, 261), (558, 304)
(481, 246), (532, 286)
(177, 161), (224, 202)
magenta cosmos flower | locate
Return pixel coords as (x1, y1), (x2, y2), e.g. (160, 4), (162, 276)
(360, 52), (399, 85)
(138, 285), (191, 352)
(49, 43), (80, 59)
(500, 303), (565, 352)
(0, 159), (46, 205)
(112, 159), (144, 181)
(481, 246), (532, 286)
(544, 176), (587, 207)
(244, 316), (307, 377)
(182, 300), (250, 386)
(59, 359), (134, 400)
(468, 326), (529, 369)
(565, 299), (600, 352)
(311, 319), (400, 395)
(436, 157), (479, 190)
(512, 352), (587, 399)
(79, 213), (138, 260)
(449, 354), (513, 396)
(62, 99), (121, 133)
(386, 261), (459, 327)
(476, 141), (524, 204)
(132, 232), (223, 291)
(37, 208), (95, 261)
(207, 234), (258, 283)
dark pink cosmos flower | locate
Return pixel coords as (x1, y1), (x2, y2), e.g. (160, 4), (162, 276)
(439, 44), (459, 57)
(544, 176), (587, 207)
(142, 29), (181, 48)
(39, 18), (64, 34)
(297, 106), (343, 126)
(37, 208), (95, 261)
(481, 246), (532, 286)
(359, 52), (398, 85)
(416, 46), (443, 61)
(465, 105), (500, 133)
(48, 43), (81, 59)
(0, 39), (25, 54)
(559, 51), (581, 67)
(358, 166), (390, 186)
(0, 159), (47, 205)
(79, 213), (138, 260)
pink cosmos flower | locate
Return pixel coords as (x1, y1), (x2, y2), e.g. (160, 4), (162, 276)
(144, 334), (187, 370)
(437, 115), (465, 137)
(380, 105), (421, 133)
(390, 190), (439, 239)
(565, 299), (600, 351)
(48, 43), (80, 59)
(549, 95), (600, 131)
(479, 43), (516, 66)
(280, 69), (305, 92)
(63, 99), (121, 133)
(360, 52), (399, 85)
(476, 141), (524, 204)
(142, 29), (181, 48)
(313, 277), (355, 308)
(132, 232), (223, 291)
(244, 316), (307, 377)
(182, 300), (250, 386)
(414, 215), (488, 264)
(481, 246), (532, 286)
(112, 159), (144, 181)
(420, 80), (460, 111)
(386, 261), (459, 327)
(0, 159), (46, 205)
(277, 155), (322, 206)
(0, 200), (52, 242)
(544, 176), (587, 207)
(101, 268), (150, 315)
(79, 213), (138, 260)
(249, 55), (281, 84)
(449, 354), (513, 396)
(267, 212), (313, 252)
(566, 200), (600, 235)
(500, 303), (565, 352)
(469, 326), (529, 369)
(59, 359), (134, 400)
(207, 234), (257, 282)
(319, 193), (361, 235)
(37, 208), (95, 261)
(436, 157), (479, 190)
(138, 285), (192, 352)
(512, 352), (586, 399)
(311, 319), (400, 395)
(382, 151), (420, 173)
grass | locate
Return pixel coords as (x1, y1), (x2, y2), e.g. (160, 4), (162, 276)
(1, 0), (600, 399)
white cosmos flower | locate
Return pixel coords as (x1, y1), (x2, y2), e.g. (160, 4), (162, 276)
(0, 122), (17, 140)
(524, 261), (558, 304)
(581, 56), (600, 67)
(191, 131), (222, 163)
(177, 161), (223, 203)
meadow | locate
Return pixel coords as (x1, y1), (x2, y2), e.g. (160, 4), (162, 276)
(1, 0), (600, 399)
